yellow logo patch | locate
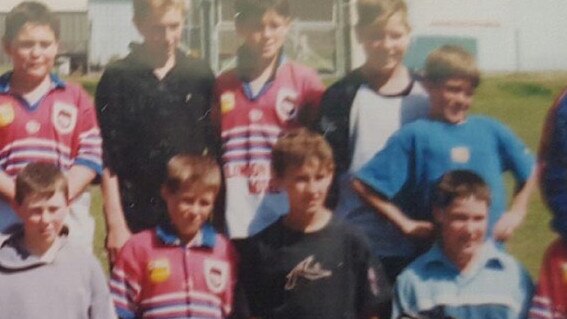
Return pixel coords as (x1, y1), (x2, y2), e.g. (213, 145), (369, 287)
(148, 259), (171, 283)
(0, 103), (15, 127)
(220, 92), (235, 114)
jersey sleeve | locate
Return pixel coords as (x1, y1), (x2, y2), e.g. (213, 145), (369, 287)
(221, 239), (239, 317)
(493, 119), (535, 182)
(355, 129), (413, 199)
(351, 232), (392, 317)
(110, 240), (144, 319)
(391, 271), (419, 319)
(95, 67), (123, 173)
(529, 239), (567, 319)
(297, 67), (325, 129)
(73, 86), (103, 174)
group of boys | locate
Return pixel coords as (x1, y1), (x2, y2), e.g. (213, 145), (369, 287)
(0, 0), (562, 318)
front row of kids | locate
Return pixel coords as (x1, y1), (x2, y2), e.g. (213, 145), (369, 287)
(0, 132), (537, 319)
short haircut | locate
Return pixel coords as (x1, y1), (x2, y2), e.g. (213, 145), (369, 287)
(133, 0), (186, 22)
(356, 0), (409, 29)
(15, 162), (68, 205)
(433, 170), (491, 209)
(234, 0), (290, 24)
(162, 154), (221, 195)
(4, 1), (60, 43)
(272, 128), (335, 179)
(424, 45), (481, 88)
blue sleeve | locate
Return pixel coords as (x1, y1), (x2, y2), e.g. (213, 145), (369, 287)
(493, 120), (535, 182)
(355, 129), (413, 199)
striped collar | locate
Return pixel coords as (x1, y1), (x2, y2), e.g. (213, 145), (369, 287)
(0, 72), (66, 93)
(156, 222), (216, 248)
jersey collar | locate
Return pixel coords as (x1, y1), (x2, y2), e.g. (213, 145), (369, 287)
(237, 47), (287, 101)
(156, 222), (216, 248)
(0, 72), (66, 94)
(424, 240), (505, 273)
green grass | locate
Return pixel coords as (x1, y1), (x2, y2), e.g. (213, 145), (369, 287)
(81, 72), (567, 278)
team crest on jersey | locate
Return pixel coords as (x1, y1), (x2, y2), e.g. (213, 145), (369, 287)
(52, 102), (77, 134)
(275, 88), (299, 122)
(451, 146), (470, 163)
(204, 259), (229, 293)
(0, 103), (15, 127)
(249, 109), (263, 122)
(221, 92), (235, 114)
(148, 258), (171, 283)
(26, 120), (41, 134)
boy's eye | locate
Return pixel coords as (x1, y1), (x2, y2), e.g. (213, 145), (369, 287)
(17, 41), (35, 49)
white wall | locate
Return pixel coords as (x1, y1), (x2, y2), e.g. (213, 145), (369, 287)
(88, 1), (141, 66)
(350, 0), (567, 72)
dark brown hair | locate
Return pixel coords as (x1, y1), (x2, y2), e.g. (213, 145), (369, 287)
(4, 1), (60, 43)
(272, 128), (335, 179)
(15, 162), (68, 205)
(433, 170), (491, 209)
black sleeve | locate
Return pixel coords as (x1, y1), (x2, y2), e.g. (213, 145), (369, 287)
(352, 233), (392, 318)
(95, 65), (123, 172)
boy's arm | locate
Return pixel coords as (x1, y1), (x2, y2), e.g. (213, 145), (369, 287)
(492, 170), (536, 241)
(66, 165), (97, 200)
(102, 169), (132, 263)
(352, 179), (434, 239)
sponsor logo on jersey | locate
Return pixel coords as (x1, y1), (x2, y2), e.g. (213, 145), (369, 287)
(275, 88), (299, 122)
(204, 259), (229, 293)
(285, 255), (332, 290)
(52, 102), (77, 134)
(221, 92), (235, 114)
(25, 120), (41, 134)
(451, 146), (470, 163)
(0, 103), (15, 127)
(148, 258), (171, 283)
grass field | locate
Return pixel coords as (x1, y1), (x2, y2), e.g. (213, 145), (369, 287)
(82, 72), (567, 277)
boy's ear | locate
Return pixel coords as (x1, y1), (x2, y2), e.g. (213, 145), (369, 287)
(432, 206), (443, 224)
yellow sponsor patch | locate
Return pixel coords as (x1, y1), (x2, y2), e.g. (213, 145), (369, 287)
(148, 259), (171, 283)
(220, 92), (235, 114)
(0, 103), (15, 127)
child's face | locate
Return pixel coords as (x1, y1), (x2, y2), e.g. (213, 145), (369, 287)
(162, 185), (215, 243)
(279, 159), (333, 216)
(237, 9), (291, 61)
(427, 77), (475, 124)
(434, 195), (488, 269)
(358, 11), (410, 73)
(135, 6), (184, 60)
(18, 191), (68, 246)
(4, 23), (58, 83)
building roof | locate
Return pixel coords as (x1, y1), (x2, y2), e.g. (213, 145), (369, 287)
(0, 0), (88, 13)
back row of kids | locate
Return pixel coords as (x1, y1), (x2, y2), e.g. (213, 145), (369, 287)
(0, 0), (561, 318)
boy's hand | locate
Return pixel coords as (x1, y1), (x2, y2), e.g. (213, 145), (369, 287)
(493, 212), (523, 241)
(400, 219), (435, 239)
(106, 224), (132, 263)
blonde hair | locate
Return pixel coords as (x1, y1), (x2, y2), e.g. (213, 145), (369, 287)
(424, 45), (481, 88)
(356, 0), (409, 30)
(133, 0), (186, 22)
(272, 128), (335, 179)
(163, 154), (221, 195)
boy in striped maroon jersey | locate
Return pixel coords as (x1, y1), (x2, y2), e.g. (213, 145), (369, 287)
(110, 155), (237, 319)
(0, 1), (101, 250)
